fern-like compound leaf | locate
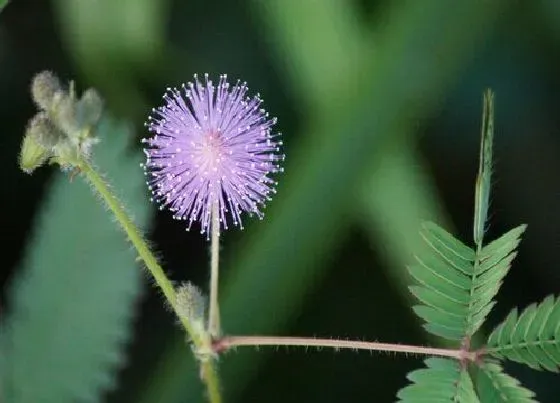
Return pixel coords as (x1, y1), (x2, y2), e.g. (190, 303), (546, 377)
(409, 222), (525, 341)
(0, 119), (146, 403)
(397, 358), (480, 402)
(486, 295), (560, 372)
(476, 360), (537, 402)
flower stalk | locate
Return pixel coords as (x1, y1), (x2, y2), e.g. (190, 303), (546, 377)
(208, 201), (221, 338)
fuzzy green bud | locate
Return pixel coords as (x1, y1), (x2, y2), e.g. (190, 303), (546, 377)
(55, 94), (100, 156)
(76, 88), (103, 128)
(31, 71), (62, 111)
(176, 282), (206, 331)
(56, 95), (80, 136)
(26, 112), (63, 149)
(19, 132), (49, 174)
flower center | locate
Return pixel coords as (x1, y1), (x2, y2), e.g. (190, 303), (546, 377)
(200, 130), (222, 175)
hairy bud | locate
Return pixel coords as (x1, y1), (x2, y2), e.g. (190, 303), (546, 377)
(57, 96), (80, 137)
(19, 132), (49, 174)
(31, 71), (62, 111)
(77, 88), (103, 127)
(26, 112), (62, 149)
(176, 282), (206, 330)
(22, 70), (105, 173)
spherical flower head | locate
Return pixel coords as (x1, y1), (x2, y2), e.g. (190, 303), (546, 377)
(142, 74), (284, 236)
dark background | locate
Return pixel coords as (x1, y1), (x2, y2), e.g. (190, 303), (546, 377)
(2, 0), (560, 402)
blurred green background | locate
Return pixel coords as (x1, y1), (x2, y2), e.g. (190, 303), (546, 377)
(2, 0), (560, 402)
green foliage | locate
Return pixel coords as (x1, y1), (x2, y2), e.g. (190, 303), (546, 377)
(486, 295), (560, 372)
(0, 119), (147, 403)
(402, 89), (553, 402)
(408, 89), (529, 345)
(397, 358), (479, 402)
(408, 222), (526, 341)
(476, 361), (537, 402)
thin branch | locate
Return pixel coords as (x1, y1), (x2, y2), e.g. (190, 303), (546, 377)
(215, 335), (476, 362)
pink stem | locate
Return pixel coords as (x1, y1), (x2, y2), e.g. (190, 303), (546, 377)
(214, 335), (477, 361)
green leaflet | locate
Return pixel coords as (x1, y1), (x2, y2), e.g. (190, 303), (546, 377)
(473, 90), (494, 248)
(0, 119), (147, 403)
(408, 222), (526, 341)
(397, 358), (479, 402)
(486, 295), (560, 372)
(0, 0), (8, 12)
(476, 361), (537, 402)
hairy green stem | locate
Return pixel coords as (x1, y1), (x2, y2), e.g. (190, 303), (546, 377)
(78, 159), (222, 403)
(80, 161), (180, 321)
(200, 361), (222, 403)
(214, 336), (477, 362)
(208, 201), (221, 337)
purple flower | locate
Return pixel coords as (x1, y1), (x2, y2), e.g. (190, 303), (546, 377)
(142, 74), (284, 235)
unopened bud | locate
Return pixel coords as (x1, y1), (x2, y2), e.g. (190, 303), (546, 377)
(26, 112), (62, 149)
(19, 133), (50, 174)
(176, 282), (206, 328)
(57, 96), (80, 137)
(31, 71), (62, 110)
(76, 88), (103, 127)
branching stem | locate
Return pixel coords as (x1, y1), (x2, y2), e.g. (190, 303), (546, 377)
(214, 335), (477, 362)
(78, 158), (222, 403)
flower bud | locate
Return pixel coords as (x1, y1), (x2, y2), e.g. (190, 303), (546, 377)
(26, 112), (62, 149)
(76, 88), (103, 127)
(31, 71), (62, 111)
(56, 95), (80, 137)
(176, 282), (206, 329)
(19, 132), (50, 174)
